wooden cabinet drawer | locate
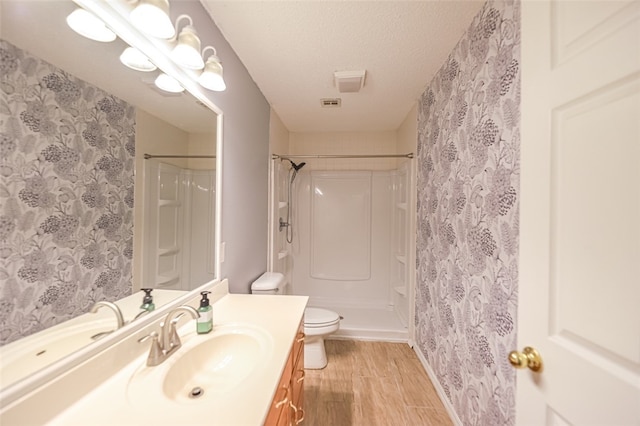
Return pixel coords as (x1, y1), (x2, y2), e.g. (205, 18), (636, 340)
(265, 319), (306, 426)
(264, 365), (292, 426)
(290, 321), (305, 424)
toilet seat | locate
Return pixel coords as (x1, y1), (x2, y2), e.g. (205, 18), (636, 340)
(250, 273), (340, 369)
(302, 307), (341, 369)
(304, 307), (340, 328)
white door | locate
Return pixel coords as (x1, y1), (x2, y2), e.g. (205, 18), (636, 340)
(518, 1), (640, 424)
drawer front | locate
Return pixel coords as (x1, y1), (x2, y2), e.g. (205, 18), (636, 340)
(264, 385), (287, 426)
(293, 321), (305, 362)
(291, 320), (305, 424)
(264, 365), (292, 426)
(265, 319), (306, 426)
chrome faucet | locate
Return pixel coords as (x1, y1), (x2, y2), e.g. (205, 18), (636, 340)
(133, 309), (151, 320)
(90, 301), (125, 328)
(139, 305), (200, 367)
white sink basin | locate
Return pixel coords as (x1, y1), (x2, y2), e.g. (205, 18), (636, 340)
(127, 324), (273, 406)
(0, 319), (115, 388)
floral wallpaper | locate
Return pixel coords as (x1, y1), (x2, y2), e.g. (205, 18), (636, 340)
(415, 0), (520, 424)
(0, 40), (135, 346)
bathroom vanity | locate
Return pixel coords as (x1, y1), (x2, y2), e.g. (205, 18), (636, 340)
(265, 320), (305, 425)
(0, 280), (308, 425)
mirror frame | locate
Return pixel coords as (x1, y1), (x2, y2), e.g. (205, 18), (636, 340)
(0, 0), (224, 406)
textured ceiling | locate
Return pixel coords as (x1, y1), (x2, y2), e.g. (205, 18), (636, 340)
(201, 1), (484, 132)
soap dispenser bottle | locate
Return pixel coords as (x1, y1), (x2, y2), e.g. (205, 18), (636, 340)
(197, 291), (213, 334)
(140, 288), (155, 312)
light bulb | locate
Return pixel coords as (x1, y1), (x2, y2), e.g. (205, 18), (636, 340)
(155, 73), (184, 93)
(130, 0), (175, 39)
(198, 53), (226, 91)
(171, 25), (204, 70)
(120, 47), (157, 72)
(66, 8), (116, 42)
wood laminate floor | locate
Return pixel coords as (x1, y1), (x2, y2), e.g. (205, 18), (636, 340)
(304, 340), (453, 426)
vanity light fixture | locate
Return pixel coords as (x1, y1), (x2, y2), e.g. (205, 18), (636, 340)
(170, 15), (205, 70)
(68, 2), (229, 92)
(198, 46), (226, 91)
(130, 0), (175, 39)
(154, 72), (184, 93)
(66, 8), (117, 42)
(119, 47), (157, 72)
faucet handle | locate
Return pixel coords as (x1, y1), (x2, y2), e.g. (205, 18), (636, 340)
(170, 312), (187, 325)
(138, 331), (163, 367)
(167, 312), (190, 348)
(169, 322), (182, 349)
(137, 330), (159, 343)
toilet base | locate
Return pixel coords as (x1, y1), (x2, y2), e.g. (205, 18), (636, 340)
(304, 335), (328, 369)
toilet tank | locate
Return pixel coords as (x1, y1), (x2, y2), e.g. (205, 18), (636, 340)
(251, 272), (287, 294)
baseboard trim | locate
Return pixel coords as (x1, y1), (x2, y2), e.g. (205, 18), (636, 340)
(413, 346), (463, 426)
(332, 328), (408, 342)
(329, 333), (408, 343)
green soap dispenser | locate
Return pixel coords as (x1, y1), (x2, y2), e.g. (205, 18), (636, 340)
(197, 291), (213, 334)
(140, 288), (155, 312)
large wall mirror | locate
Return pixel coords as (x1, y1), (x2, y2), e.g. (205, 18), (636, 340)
(0, 0), (222, 391)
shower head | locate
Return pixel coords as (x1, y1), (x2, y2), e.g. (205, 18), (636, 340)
(287, 159), (306, 184)
(287, 160), (306, 171)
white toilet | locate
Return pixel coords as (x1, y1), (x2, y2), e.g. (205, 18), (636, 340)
(251, 272), (340, 369)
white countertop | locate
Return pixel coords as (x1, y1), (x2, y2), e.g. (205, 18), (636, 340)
(0, 289), (186, 390)
(26, 292), (309, 426)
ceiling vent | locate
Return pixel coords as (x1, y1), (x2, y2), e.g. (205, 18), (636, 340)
(334, 70), (366, 93)
(320, 98), (342, 108)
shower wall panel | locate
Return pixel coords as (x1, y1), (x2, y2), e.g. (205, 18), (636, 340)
(292, 171), (392, 309)
(148, 162), (183, 290)
(310, 172), (372, 280)
(185, 170), (216, 288)
(144, 162), (215, 291)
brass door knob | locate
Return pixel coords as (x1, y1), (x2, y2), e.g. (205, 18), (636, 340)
(508, 346), (543, 372)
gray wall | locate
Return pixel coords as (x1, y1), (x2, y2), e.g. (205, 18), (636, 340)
(173, 1), (271, 293)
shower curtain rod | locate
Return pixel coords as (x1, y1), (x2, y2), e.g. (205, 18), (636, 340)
(144, 154), (216, 160)
(272, 153), (413, 160)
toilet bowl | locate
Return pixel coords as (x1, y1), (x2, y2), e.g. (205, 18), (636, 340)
(303, 307), (340, 369)
(251, 272), (340, 369)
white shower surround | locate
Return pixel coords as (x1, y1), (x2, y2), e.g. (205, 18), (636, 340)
(143, 162), (216, 291)
(289, 168), (411, 341)
(294, 171), (390, 307)
(309, 172), (373, 282)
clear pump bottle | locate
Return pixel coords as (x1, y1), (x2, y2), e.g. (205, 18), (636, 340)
(197, 291), (213, 334)
(140, 288), (155, 312)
